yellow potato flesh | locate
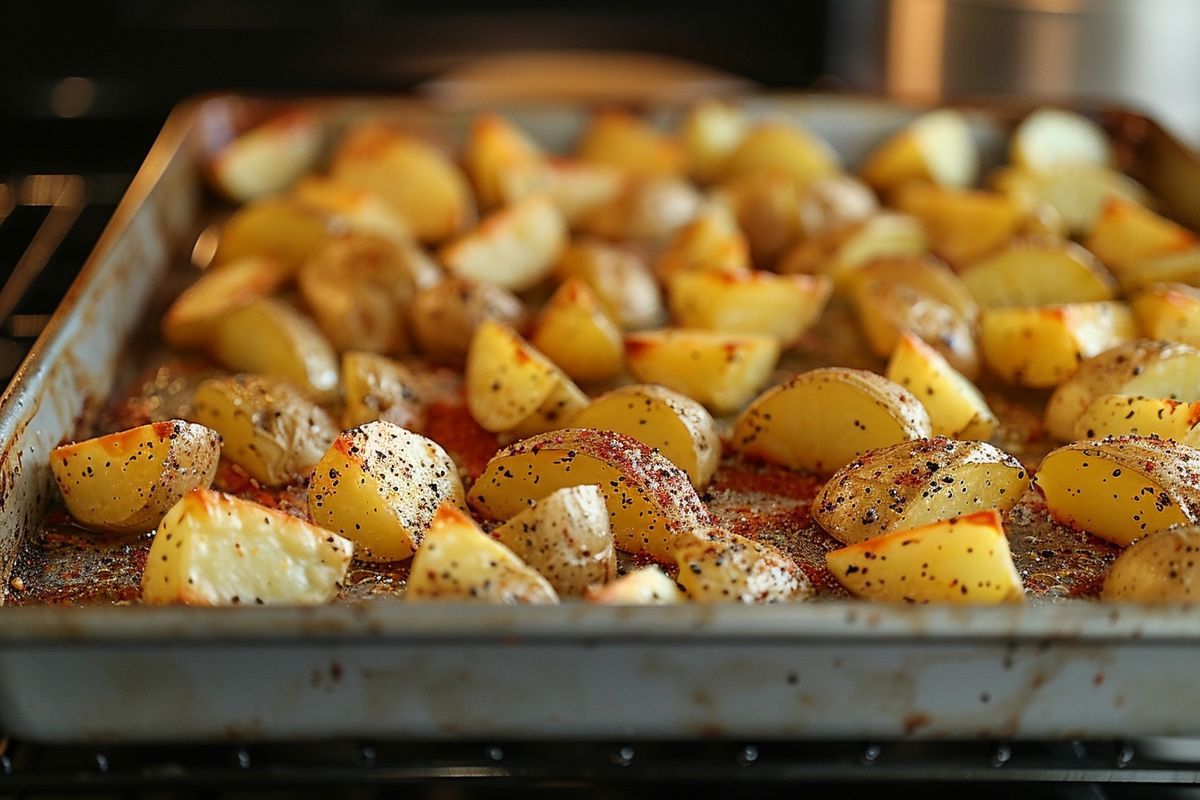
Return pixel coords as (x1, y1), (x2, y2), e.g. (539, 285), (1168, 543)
(1103, 528), (1200, 602)
(1133, 284), (1200, 346)
(1075, 395), (1200, 442)
(720, 123), (840, 188)
(530, 279), (624, 382)
(162, 256), (290, 348)
(586, 566), (684, 604)
(980, 303), (1136, 388)
(465, 320), (579, 433)
(216, 198), (330, 272)
(209, 298), (339, 399)
(960, 242), (1116, 309)
(886, 334), (997, 440)
(667, 271), (831, 347)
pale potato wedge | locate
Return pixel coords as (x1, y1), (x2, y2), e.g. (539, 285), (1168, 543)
(960, 239), (1117, 309)
(556, 239), (664, 330)
(1074, 394), (1200, 442)
(892, 183), (1023, 268)
(529, 158), (628, 227)
(51, 420), (221, 534)
(1033, 436), (1200, 546)
(410, 277), (527, 367)
(161, 256), (290, 348)
(859, 109), (978, 192)
(720, 122), (840, 188)
(1084, 197), (1197, 275)
(291, 176), (412, 244)
(991, 163), (1148, 237)
(675, 533), (812, 603)
(1011, 108), (1113, 173)
(731, 367), (932, 474)
(576, 176), (701, 246)
(682, 100), (747, 184)
(439, 195), (568, 292)
(468, 428), (712, 563)
(777, 212), (928, 286)
(192, 375), (337, 488)
(624, 329), (780, 415)
(1103, 527), (1200, 602)
(408, 505), (558, 604)
(577, 110), (685, 177)
(667, 270), (831, 347)
(463, 113), (546, 210)
(142, 489), (352, 606)
(308, 421), (466, 562)
(1133, 283), (1200, 347)
(886, 333), (998, 440)
(491, 484), (617, 596)
(215, 197), (332, 272)
(655, 205), (751, 282)
(797, 174), (880, 237)
(465, 320), (588, 435)
(826, 510), (1024, 604)
(812, 437), (1028, 544)
(1117, 250), (1200, 293)
(341, 351), (423, 431)
(330, 124), (474, 243)
(530, 278), (624, 382)
(209, 111), (323, 203)
(712, 172), (804, 267)
(569, 383), (721, 489)
(209, 297), (339, 400)
(1044, 340), (1200, 441)
(585, 566), (684, 604)
(979, 302), (1136, 388)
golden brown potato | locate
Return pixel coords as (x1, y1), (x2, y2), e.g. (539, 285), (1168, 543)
(577, 176), (702, 246)
(886, 333), (997, 440)
(682, 100), (747, 184)
(777, 212), (928, 286)
(1085, 197), (1198, 280)
(960, 239), (1117, 309)
(1133, 283), (1200, 347)
(675, 533), (812, 603)
(291, 176), (412, 244)
(529, 278), (624, 383)
(667, 270), (831, 347)
(720, 122), (840, 188)
(1011, 108), (1113, 173)
(439, 195), (568, 292)
(892, 183), (1024, 268)
(1103, 526), (1200, 602)
(410, 277), (526, 367)
(463, 113), (546, 210)
(860, 109), (978, 193)
(585, 566), (684, 604)
(215, 197), (332, 272)
(161, 256), (290, 349)
(655, 205), (751, 283)
(340, 351), (424, 431)
(208, 110), (324, 203)
(712, 172), (803, 267)
(556, 239), (664, 330)
(797, 174), (880, 238)
(1074, 394), (1200, 443)
(577, 110), (685, 177)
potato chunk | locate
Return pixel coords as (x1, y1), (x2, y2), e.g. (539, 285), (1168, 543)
(720, 122), (840, 188)
(142, 489), (352, 606)
(410, 278), (526, 367)
(556, 239), (664, 330)
(577, 176), (701, 246)
(463, 113), (546, 210)
(732, 367), (931, 474)
(892, 183), (1023, 268)
(529, 278), (624, 382)
(675, 533), (812, 603)
(51, 420), (221, 534)
(778, 212), (928, 286)
(340, 351), (423, 431)
(307, 421), (466, 562)
(713, 172), (804, 267)
(1011, 108), (1112, 173)
(797, 175), (879, 237)
(655, 206), (751, 282)
(570, 383), (721, 489)
(682, 100), (747, 184)
(812, 437), (1028, 544)
(1033, 437), (1200, 546)
(408, 505), (558, 604)
(1074, 394), (1200, 442)
(960, 240), (1117, 309)
(886, 333), (997, 440)
(439, 195), (568, 292)
(468, 428), (712, 563)
(216, 197), (332, 272)
(492, 484), (617, 596)
(1133, 283), (1200, 347)
(291, 176), (413, 244)
(1103, 527), (1200, 602)
(992, 164), (1148, 237)
(624, 329), (780, 415)
(578, 110), (684, 177)
(192, 375), (337, 488)
(667, 270), (831, 347)
(162, 256), (290, 349)
(208, 111), (324, 203)
(585, 566), (684, 604)
(1085, 198), (1200, 289)
(860, 109), (978, 192)
(826, 510), (1024, 604)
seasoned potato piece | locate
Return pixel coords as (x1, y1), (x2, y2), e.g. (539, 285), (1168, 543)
(209, 297), (339, 400)
(720, 122), (840, 188)
(682, 100), (747, 184)
(668, 270), (831, 347)
(860, 109), (978, 192)
(712, 172), (803, 267)
(297, 234), (416, 355)
(960, 240), (1117, 309)
(624, 329), (780, 415)
(992, 164), (1148, 237)
(465, 320), (588, 435)
(675, 533), (811, 603)
(577, 110), (684, 177)
(492, 484), (617, 596)
(464, 113), (546, 210)
(1044, 340), (1200, 440)
(812, 437), (1028, 544)
(162, 256), (290, 348)
(1106, 248), (1200, 292)
(886, 333), (998, 440)
(732, 367), (931, 474)
(341, 351), (423, 431)
(778, 212), (928, 285)
(142, 489), (352, 606)
(570, 384), (721, 489)
(208, 111), (324, 203)
(1103, 527), (1200, 602)
(410, 278), (526, 367)
(797, 174), (879, 237)
(291, 176), (412, 244)
(1034, 436), (1200, 546)
(468, 428), (712, 563)
(51, 420), (221, 534)
(215, 197), (332, 272)
(826, 510), (1024, 604)
(979, 302), (1136, 388)
(440, 195), (568, 292)
(585, 566), (684, 604)
(192, 376), (337, 487)
(655, 205), (751, 282)
(1011, 108), (1112, 173)
(1085, 198), (1197, 274)
(1074, 394), (1200, 442)
(577, 176), (701, 245)
(308, 421), (466, 562)
(529, 278), (624, 382)
(408, 505), (558, 604)
(1133, 283), (1200, 347)
(893, 183), (1023, 268)
(330, 124), (474, 243)
(522, 158), (628, 227)
(557, 239), (664, 330)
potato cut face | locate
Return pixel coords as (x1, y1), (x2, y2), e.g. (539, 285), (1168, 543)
(291, 176), (412, 244)
(556, 239), (664, 330)
(341, 351), (423, 431)
(720, 122), (840, 188)
(992, 164), (1148, 237)
(682, 100), (747, 185)
(192, 375), (337, 488)
(1133, 283), (1200, 347)
(411, 278), (526, 367)
(585, 566), (684, 604)
(577, 111), (684, 177)
(713, 172), (804, 267)
(1033, 437), (1200, 546)
(732, 367), (932, 474)
(492, 484), (617, 596)
(778, 212), (928, 286)
(893, 184), (1023, 268)
(886, 333), (997, 440)
(860, 108), (978, 192)
(813, 436), (1028, 544)
(216, 198), (332, 272)
(1085, 197), (1197, 271)
(209, 111), (324, 203)
(1103, 527), (1200, 602)
(667, 270), (832, 347)
(464, 113), (546, 210)
(569, 383), (721, 489)
(408, 505), (558, 603)
(578, 176), (701, 246)
(308, 421), (466, 562)
(440, 195), (568, 292)
(960, 240), (1117, 309)
(1074, 394), (1200, 442)
(530, 278), (625, 382)
(162, 256), (290, 348)
(655, 207), (751, 282)
(468, 428), (712, 563)
(142, 489), (352, 606)
(675, 533), (812, 603)
(1011, 108), (1113, 173)
(51, 420), (221, 534)
(826, 510), (1024, 604)
(980, 302), (1136, 388)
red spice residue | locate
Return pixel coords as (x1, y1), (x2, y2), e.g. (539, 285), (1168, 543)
(423, 400), (502, 481)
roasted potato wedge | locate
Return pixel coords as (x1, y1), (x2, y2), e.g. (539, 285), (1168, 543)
(960, 240), (1117, 309)
(624, 329), (780, 415)
(570, 383), (721, 489)
(215, 197), (332, 272)
(1084, 198), (1199, 286)
(812, 436), (1028, 544)
(1133, 283), (1200, 347)
(410, 277), (526, 367)
(826, 510), (1024, 604)
(51, 420), (221, 534)
(1074, 394), (1200, 442)
(440, 195), (568, 292)
(797, 174), (879, 237)
(585, 566), (684, 604)
(732, 367), (932, 474)
(492, 484), (617, 596)
(655, 205), (751, 282)
(468, 428), (712, 563)
(341, 351), (423, 431)
(682, 100), (747, 184)
(675, 533), (812, 603)
(992, 163), (1148, 237)
(1103, 526), (1200, 602)
(142, 488), (353, 606)
(556, 239), (664, 330)
(308, 421), (466, 562)
(712, 172), (804, 267)
(720, 122), (840, 188)
(192, 375), (337, 487)
(161, 256), (290, 349)
(859, 109), (978, 192)
(892, 183), (1023, 268)
(291, 176), (412, 244)
(529, 278), (624, 382)
(464, 113), (546, 210)
(778, 212), (928, 286)
(886, 333), (998, 440)
(1011, 108), (1113, 173)
(577, 176), (701, 246)
(577, 110), (684, 177)
(667, 270), (832, 347)
(209, 111), (324, 203)
(527, 158), (628, 227)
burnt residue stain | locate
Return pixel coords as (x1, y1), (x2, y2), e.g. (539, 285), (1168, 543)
(903, 712), (932, 735)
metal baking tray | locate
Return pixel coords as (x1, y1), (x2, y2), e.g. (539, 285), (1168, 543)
(3, 93), (1200, 743)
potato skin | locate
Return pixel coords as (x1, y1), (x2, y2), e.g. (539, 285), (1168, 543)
(585, 566), (684, 604)
(1103, 526), (1200, 602)
(675, 533), (812, 603)
(410, 278), (526, 367)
